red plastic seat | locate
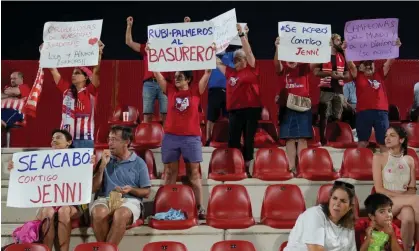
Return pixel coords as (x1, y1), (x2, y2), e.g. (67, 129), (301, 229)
(108, 105), (139, 127)
(207, 184), (255, 229)
(407, 148), (419, 179)
(258, 108), (278, 141)
(209, 119), (229, 148)
(316, 184), (360, 218)
(132, 122), (164, 149)
(253, 148), (293, 181)
(298, 148), (339, 181)
(74, 242), (118, 251)
(279, 242), (288, 251)
(143, 242), (187, 251)
(94, 124), (109, 149)
(211, 240), (256, 251)
(402, 122), (419, 148)
(149, 185), (198, 230)
(135, 149), (158, 179)
(254, 128), (277, 148)
(325, 122), (358, 148)
(208, 148), (247, 181)
(5, 244), (50, 251)
(5, 120), (27, 148)
(261, 184), (306, 229)
(340, 148), (374, 180)
(307, 126), (321, 148)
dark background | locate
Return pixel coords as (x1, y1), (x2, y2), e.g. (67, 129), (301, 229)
(2, 1), (419, 60)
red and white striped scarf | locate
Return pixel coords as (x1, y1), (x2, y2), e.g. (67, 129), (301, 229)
(22, 67), (44, 118)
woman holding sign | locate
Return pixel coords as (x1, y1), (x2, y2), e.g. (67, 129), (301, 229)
(45, 41), (104, 149)
(274, 37), (314, 174)
(151, 49), (212, 218)
(8, 129), (95, 251)
(216, 24), (262, 176)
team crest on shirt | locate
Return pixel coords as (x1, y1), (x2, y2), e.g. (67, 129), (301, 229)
(368, 79), (381, 90)
(229, 77), (239, 86)
(175, 97), (190, 111)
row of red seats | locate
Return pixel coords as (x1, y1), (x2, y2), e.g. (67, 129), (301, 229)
(95, 146), (419, 182)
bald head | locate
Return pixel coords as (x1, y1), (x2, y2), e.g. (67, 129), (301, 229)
(10, 72), (23, 87)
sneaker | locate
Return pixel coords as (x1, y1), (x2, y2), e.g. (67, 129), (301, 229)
(198, 206), (206, 220)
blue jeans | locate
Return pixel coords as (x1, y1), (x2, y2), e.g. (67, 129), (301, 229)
(1, 108), (23, 127)
(143, 80), (168, 114)
(356, 110), (389, 145)
(72, 140), (94, 149)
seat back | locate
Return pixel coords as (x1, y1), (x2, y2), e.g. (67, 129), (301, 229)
(340, 148), (373, 178)
(316, 184), (360, 218)
(211, 240), (256, 251)
(143, 242), (187, 251)
(325, 122), (354, 144)
(253, 148), (289, 176)
(153, 185), (197, 219)
(135, 149), (158, 179)
(407, 148), (419, 178)
(74, 242), (118, 251)
(211, 119), (229, 143)
(95, 125), (109, 145)
(208, 148), (245, 175)
(298, 148), (334, 173)
(134, 122), (164, 148)
(5, 244), (50, 251)
(207, 184), (253, 220)
(261, 184), (306, 220)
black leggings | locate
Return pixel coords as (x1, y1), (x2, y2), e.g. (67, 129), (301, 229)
(228, 107), (262, 162)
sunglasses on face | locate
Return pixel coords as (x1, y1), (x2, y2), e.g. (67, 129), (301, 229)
(333, 180), (355, 191)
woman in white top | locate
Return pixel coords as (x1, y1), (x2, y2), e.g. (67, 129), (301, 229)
(373, 126), (417, 250)
(284, 181), (357, 251)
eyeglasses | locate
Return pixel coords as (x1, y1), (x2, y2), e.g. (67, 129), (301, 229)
(333, 180), (355, 191)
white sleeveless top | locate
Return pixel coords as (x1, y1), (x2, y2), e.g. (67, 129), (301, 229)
(382, 154), (411, 192)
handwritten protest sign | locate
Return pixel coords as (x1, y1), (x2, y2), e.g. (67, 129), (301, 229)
(344, 18), (399, 61)
(39, 20), (103, 68)
(7, 149), (93, 208)
(210, 9), (238, 53)
(230, 23), (247, 46)
(278, 21), (331, 63)
(147, 21), (216, 71)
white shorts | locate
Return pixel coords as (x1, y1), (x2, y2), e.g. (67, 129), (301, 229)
(89, 197), (143, 223)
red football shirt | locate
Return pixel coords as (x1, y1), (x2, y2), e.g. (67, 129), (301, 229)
(164, 82), (201, 136)
(355, 218), (403, 251)
(355, 66), (389, 112)
(225, 63), (262, 111)
(281, 63), (311, 97)
(1, 84), (31, 113)
(140, 44), (171, 82)
(57, 79), (97, 140)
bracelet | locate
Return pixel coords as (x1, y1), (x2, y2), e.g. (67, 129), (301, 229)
(239, 32), (245, 37)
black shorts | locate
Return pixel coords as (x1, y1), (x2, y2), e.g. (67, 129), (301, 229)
(207, 88), (227, 122)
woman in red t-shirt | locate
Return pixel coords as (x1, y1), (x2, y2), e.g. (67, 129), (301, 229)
(342, 39), (401, 153)
(274, 37), (314, 173)
(153, 68), (212, 219)
(216, 24), (262, 176)
(45, 41), (104, 149)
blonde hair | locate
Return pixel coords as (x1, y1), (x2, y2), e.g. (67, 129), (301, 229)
(233, 49), (246, 58)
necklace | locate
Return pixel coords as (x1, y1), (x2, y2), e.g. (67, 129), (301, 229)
(389, 151), (403, 158)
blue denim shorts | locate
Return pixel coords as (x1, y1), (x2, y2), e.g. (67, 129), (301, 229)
(143, 80), (168, 114)
(161, 133), (203, 164)
(1, 108), (23, 127)
(279, 108), (313, 139)
(356, 110), (389, 145)
(72, 140), (94, 149)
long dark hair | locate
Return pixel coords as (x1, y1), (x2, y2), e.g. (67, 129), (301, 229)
(70, 68), (91, 105)
(320, 181), (356, 229)
(388, 126), (409, 155)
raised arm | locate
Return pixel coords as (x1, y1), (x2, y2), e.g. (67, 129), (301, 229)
(153, 71), (168, 94)
(237, 24), (255, 68)
(91, 41), (104, 88)
(216, 57), (226, 75)
(199, 69), (212, 95)
(383, 38), (402, 77)
(341, 41), (358, 78)
(125, 16), (142, 53)
(274, 37), (283, 75)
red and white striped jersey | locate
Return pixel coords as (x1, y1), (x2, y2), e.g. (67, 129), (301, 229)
(1, 84), (31, 113)
(57, 79), (97, 141)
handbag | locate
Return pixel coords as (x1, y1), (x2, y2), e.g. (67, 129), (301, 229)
(286, 93), (312, 112)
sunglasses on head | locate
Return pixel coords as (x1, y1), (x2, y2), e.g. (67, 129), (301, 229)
(333, 180), (355, 191)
